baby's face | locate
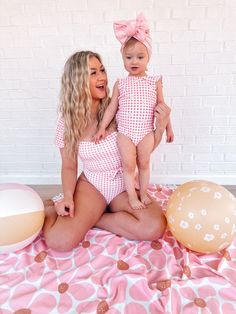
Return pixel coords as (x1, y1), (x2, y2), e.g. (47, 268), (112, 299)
(122, 41), (149, 76)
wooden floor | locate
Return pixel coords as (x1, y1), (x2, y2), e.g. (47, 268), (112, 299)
(29, 185), (62, 201)
(30, 184), (236, 201)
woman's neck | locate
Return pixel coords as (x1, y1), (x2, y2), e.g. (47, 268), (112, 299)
(82, 116), (98, 141)
(90, 99), (100, 120)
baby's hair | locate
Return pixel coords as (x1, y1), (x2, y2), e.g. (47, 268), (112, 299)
(123, 37), (140, 52)
(59, 50), (111, 156)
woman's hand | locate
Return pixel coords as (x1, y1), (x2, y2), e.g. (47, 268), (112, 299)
(155, 102), (171, 132)
(153, 102), (171, 149)
(55, 197), (74, 218)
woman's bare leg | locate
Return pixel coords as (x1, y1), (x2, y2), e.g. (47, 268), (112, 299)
(137, 132), (155, 205)
(95, 191), (166, 241)
(43, 174), (106, 251)
(117, 133), (145, 210)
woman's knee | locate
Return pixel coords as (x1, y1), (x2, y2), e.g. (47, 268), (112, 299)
(137, 210), (167, 241)
(149, 213), (166, 240)
(44, 230), (82, 252)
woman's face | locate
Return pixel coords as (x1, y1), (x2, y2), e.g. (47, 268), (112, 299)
(89, 56), (108, 102)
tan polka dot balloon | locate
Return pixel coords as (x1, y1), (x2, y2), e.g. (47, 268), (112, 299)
(166, 180), (236, 254)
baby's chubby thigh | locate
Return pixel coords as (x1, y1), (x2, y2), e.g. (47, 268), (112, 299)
(117, 132), (137, 173)
(137, 131), (155, 166)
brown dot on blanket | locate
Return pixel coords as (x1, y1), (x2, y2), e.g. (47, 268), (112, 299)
(58, 282), (69, 294)
(156, 280), (171, 291)
(194, 298), (206, 308)
(96, 300), (109, 313)
(82, 240), (90, 248)
(183, 265), (191, 278)
(117, 260), (129, 270)
(223, 251), (231, 261)
(13, 310), (31, 314)
(34, 251), (47, 263)
(151, 240), (162, 250)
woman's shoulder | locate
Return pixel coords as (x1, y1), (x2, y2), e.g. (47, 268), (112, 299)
(56, 114), (64, 126)
(55, 114), (65, 148)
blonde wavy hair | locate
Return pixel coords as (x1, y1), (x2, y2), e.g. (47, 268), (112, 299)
(59, 51), (112, 156)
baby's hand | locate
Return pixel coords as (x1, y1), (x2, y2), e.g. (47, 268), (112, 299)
(93, 128), (106, 144)
(166, 126), (174, 143)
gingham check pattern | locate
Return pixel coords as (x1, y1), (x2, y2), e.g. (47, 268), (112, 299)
(55, 117), (125, 204)
(117, 75), (161, 145)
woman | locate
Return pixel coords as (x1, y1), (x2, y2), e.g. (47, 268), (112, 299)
(43, 51), (171, 252)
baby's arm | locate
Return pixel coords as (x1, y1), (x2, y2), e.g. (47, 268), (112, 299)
(94, 81), (119, 142)
(155, 77), (165, 132)
(156, 78), (174, 143)
(153, 102), (171, 150)
(100, 81), (119, 128)
(156, 77), (164, 104)
(166, 118), (174, 143)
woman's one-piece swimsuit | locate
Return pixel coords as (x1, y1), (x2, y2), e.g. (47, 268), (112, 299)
(117, 75), (161, 146)
(55, 117), (125, 204)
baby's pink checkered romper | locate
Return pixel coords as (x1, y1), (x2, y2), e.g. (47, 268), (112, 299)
(117, 75), (161, 146)
(55, 117), (125, 204)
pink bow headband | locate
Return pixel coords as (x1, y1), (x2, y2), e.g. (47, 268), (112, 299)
(113, 13), (152, 57)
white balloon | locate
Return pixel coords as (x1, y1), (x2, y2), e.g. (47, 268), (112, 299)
(0, 183), (45, 253)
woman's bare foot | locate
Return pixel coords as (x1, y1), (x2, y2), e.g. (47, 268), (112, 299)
(43, 199), (57, 228)
(140, 194), (152, 206)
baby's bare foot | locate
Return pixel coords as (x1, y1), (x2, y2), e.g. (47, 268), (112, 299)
(141, 194), (152, 206)
(129, 197), (145, 210)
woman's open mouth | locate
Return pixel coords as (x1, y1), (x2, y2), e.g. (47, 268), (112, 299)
(96, 84), (105, 91)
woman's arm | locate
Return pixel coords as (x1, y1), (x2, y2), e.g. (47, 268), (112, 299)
(56, 148), (78, 217)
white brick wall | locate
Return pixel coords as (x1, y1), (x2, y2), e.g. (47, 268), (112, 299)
(0, 0), (235, 185)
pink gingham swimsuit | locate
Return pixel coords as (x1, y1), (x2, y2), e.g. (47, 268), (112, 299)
(117, 75), (161, 146)
(55, 117), (125, 204)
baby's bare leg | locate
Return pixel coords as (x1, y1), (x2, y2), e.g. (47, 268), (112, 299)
(117, 133), (145, 210)
(137, 132), (155, 205)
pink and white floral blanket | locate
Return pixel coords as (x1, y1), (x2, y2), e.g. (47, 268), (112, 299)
(1, 185), (236, 314)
